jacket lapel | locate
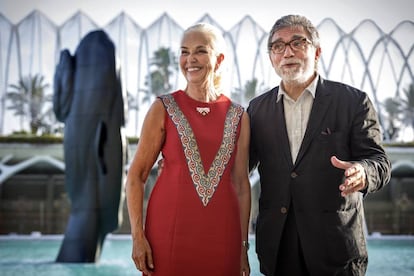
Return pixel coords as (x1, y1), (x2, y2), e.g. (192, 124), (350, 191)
(295, 78), (331, 166)
(274, 88), (294, 166)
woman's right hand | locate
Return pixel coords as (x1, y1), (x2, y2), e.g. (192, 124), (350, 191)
(132, 234), (154, 275)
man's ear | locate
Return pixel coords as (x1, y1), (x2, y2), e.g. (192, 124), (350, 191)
(315, 47), (322, 60)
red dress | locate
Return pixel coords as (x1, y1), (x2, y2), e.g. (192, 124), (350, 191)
(144, 90), (244, 275)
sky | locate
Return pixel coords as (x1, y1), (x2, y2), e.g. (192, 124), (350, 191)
(1, 0), (413, 32)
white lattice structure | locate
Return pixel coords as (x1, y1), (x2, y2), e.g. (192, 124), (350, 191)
(0, 11), (413, 139)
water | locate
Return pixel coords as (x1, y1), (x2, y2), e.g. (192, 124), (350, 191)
(0, 235), (413, 275)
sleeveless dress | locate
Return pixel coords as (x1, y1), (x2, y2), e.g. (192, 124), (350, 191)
(144, 90), (244, 275)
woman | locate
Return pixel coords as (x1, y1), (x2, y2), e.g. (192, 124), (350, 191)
(125, 23), (251, 275)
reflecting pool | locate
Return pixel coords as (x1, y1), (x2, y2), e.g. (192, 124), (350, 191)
(0, 234), (413, 275)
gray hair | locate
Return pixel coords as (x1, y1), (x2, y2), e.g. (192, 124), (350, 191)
(267, 15), (320, 51)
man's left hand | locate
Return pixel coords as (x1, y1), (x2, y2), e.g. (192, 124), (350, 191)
(330, 156), (367, 197)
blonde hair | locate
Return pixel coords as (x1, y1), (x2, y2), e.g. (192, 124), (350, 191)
(183, 23), (227, 92)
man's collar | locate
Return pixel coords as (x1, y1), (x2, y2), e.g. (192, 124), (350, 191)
(276, 74), (319, 102)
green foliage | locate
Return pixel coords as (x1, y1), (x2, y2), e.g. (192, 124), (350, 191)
(0, 133), (63, 144)
(145, 47), (178, 96)
(6, 74), (55, 135)
(231, 78), (267, 106)
(382, 82), (414, 142)
(0, 134), (140, 145)
(244, 78), (259, 100)
(382, 97), (401, 140)
(399, 83), (414, 129)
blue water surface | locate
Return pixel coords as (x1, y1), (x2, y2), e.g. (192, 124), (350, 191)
(0, 235), (413, 275)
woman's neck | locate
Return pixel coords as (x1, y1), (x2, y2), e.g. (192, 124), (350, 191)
(184, 86), (219, 102)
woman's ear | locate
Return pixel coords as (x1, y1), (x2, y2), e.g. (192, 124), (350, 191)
(215, 53), (225, 71)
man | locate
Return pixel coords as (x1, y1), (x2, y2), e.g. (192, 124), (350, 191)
(247, 15), (391, 275)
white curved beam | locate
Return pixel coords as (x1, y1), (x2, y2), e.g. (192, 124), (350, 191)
(392, 160), (414, 171)
(0, 155), (65, 184)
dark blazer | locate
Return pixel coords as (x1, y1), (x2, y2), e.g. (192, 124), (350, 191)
(247, 77), (391, 275)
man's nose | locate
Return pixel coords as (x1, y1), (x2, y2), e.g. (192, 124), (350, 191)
(283, 45), (295, 56)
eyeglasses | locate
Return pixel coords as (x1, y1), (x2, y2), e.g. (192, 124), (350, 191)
(268, 37), (312, 54)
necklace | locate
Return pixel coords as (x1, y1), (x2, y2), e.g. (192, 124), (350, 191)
(183, 90), (213, 116)
(196, 107), (210, 116)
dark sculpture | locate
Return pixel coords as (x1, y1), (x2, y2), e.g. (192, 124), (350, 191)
(53, 30), (127, 262)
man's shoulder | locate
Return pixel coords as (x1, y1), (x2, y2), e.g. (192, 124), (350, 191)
(319, 78), (364, 95)
(249, 87), (278, 106)
(319, 78), (371, 109)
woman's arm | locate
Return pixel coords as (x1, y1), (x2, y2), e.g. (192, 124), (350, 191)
(232, 111), (251, 275)
(125, 98), (165, 274)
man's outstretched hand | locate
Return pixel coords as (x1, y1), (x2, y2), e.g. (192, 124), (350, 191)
(331, 156), (367, 197)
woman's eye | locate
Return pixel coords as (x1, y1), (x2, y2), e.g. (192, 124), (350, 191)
(180, 49), (208, 56)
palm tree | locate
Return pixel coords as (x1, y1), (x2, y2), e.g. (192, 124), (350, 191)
(231, 78), (266, 106)
(243, 78), (259, 101)
(6, 74), (53, 135)
(146, 47), (178, 96)
(382, 97), (401, 141)
(398, 82), (414, 136)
